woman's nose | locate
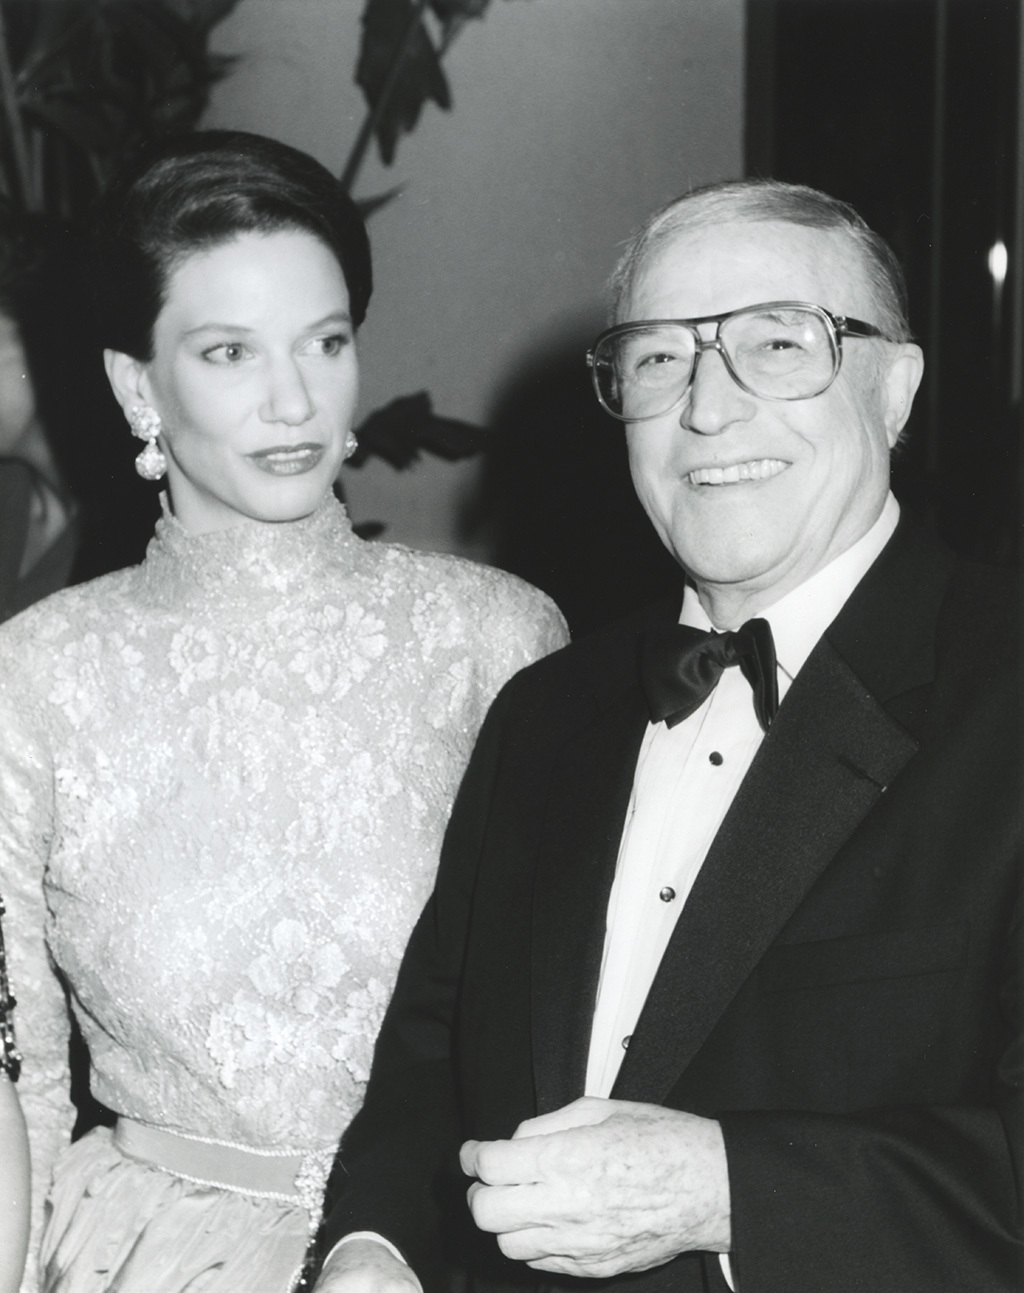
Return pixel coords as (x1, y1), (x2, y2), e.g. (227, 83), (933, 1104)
(260, 359), (314, 426)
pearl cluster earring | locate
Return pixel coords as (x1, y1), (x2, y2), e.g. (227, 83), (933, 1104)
(128, 404), (166, 481)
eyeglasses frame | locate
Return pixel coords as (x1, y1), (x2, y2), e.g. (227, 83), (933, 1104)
(585, 300), (889, 422)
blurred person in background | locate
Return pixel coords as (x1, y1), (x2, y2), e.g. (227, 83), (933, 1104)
(0, 222), (80, 622)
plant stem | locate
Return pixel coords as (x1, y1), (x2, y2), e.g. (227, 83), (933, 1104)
(340, 0), (430, 194)
(0, 1), (34, 210)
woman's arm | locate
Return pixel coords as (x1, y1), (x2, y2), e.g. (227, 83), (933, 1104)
(1, 887), (31, 1293)
(0, 1073), (30, 1293)
(0, 640), (75, 1288)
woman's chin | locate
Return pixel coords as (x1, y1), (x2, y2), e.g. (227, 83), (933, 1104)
(247, 476), (335, 523)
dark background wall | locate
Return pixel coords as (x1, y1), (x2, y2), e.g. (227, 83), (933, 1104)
(477, 0), (1024, 634)
(747, 0), (1022, 568)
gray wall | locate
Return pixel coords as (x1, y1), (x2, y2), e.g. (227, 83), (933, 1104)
(205, 0), (745, 557)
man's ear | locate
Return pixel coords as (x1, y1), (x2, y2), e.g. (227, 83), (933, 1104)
(881, 343), (925, 448)
(104, 349), (151, 420)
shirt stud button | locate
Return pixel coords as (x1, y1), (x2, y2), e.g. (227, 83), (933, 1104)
(709, 750), (724, 766)
(659, 886), (676, 902)
(621, 1035), (631, 1049)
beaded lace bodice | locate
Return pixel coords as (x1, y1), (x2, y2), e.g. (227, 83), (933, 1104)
(0, 495), (567, 1274)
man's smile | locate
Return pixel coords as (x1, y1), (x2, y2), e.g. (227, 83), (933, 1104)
(686, 457), (790, 486)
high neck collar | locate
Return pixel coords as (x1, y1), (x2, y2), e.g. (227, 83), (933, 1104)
(138, 491), (358, 607)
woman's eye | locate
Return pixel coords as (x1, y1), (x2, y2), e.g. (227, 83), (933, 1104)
(203, 342), (249, 364)
(308, 333), (349, 357)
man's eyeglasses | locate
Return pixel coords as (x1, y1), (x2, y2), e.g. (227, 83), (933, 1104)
(586, 301), (889, 422)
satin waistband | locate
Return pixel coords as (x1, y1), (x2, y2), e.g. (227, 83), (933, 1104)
(113, 1117), (336, 1225)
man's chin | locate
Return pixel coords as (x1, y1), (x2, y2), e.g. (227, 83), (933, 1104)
(669, 541), (789, 595)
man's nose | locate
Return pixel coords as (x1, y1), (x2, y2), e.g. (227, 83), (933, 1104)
(680, 342), (755, 435)
(260, 358), (314, 426)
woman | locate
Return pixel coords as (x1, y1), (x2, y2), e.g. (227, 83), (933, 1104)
(0, 131), (568, 1293)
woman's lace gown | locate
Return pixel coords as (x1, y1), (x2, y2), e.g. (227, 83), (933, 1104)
(0, 496), (567, 1292)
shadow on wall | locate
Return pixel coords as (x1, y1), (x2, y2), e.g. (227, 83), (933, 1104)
(460, 334), (683, 637)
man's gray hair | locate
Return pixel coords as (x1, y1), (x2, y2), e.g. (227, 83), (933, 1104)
(609, 178), (913, 343)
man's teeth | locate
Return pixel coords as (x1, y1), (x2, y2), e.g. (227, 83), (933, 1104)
(687, 458), (788, 486)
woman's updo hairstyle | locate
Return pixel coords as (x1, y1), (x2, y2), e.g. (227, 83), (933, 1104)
(89, 130), (372, 361)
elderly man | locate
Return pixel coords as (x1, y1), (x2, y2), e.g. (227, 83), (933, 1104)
(314, 180), (1021, 1293)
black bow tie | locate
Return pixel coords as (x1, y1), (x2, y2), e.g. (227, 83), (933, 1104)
(640, 618), (779, 733)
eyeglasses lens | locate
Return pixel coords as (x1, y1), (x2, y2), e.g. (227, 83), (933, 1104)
(593, 307), (839, 418)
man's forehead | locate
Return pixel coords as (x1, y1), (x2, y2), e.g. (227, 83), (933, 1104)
(628, 219), (871, 319)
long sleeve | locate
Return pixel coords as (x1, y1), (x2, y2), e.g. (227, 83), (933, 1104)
(0, 668), (74, 1291)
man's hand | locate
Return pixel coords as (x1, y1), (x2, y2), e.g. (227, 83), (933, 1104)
(460, 1097), (730, 1280)
(312, 1238), (421, 1293)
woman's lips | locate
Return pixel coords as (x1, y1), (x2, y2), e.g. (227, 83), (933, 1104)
(248, 443), (326, 475)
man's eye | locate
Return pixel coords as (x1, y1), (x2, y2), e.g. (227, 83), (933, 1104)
(629, 350), (686, 385)
(621, 348), (681, 375)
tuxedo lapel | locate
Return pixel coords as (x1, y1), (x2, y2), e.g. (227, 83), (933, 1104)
(529, 596), (683, 1113)
(612, 636), (920, 1102)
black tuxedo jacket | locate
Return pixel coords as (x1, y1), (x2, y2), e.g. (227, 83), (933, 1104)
(323, 517), (1022, 1293)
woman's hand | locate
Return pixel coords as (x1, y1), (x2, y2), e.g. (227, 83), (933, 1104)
(313, 1238), (422, 1293)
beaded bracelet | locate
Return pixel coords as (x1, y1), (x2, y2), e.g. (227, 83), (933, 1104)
(0, 895), (21, 1082)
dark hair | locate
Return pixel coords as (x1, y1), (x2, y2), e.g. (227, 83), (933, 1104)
(610, 178), (912, 342)
(88, 130), (373, 360)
